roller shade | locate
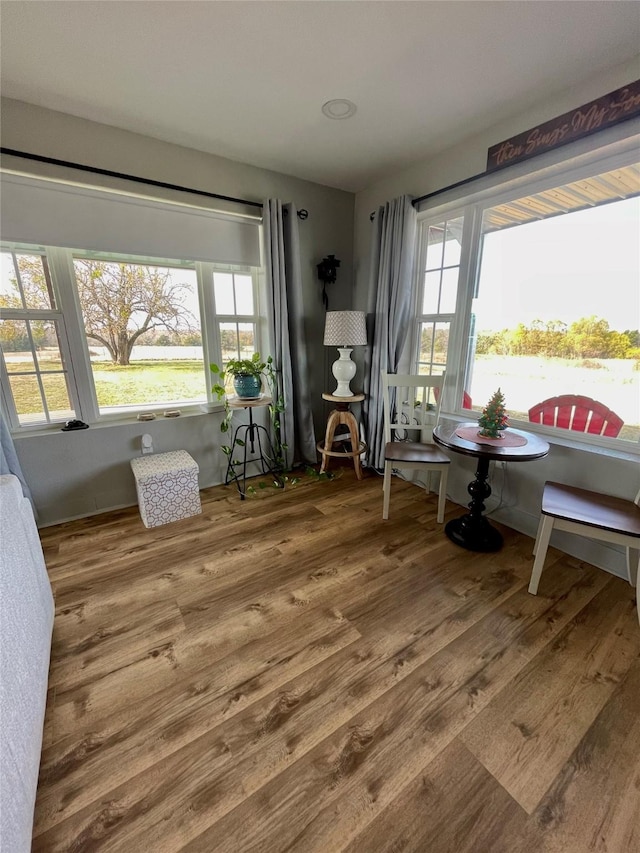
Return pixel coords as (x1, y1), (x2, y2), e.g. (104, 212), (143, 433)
(0, 173), (262, 266)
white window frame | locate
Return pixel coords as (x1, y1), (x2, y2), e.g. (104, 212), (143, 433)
(198, 261), (265, 397)
(0, 244), (265, 430)
(412, 209), (472, 411)
(0, 248), (84, 429)
(413, 135), (640, 454)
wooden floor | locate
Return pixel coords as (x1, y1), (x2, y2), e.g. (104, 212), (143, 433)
(33, 468), (639, 853)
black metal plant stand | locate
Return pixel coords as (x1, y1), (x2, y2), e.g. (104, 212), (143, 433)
(225, 403), (283, 499)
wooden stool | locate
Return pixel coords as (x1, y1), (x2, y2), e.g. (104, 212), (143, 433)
(317, 393), (367, 479)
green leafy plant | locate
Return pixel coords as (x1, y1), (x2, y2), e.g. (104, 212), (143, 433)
(304, 465), (338, 482)
(210, 353), (267, 399)
(210, 353), (288, 481)
(245, 468), (333, 498)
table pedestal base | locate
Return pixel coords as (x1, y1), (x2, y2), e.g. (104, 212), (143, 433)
(444, 515), (503, 552)
(444, 456), (503, 552)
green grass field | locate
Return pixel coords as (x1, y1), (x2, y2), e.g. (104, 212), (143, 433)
(8, 352), (640, 444)
(8, 360), (208, 417)
(470, 354), (639, 442)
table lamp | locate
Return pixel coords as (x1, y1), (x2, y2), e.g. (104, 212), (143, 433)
(323, 310), (368, 397)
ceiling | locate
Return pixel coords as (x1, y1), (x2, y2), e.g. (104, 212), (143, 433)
(483, 163), (640, 232)
(1, 1), (639, 193)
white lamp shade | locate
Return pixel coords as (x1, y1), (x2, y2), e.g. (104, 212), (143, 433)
(323, 311), (367, 396)
(323, 311), (367, 347)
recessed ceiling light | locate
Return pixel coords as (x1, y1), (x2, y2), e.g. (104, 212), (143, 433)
(321, 99), (357, 120)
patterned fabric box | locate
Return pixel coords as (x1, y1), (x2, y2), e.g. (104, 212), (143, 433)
(130, 450), (201, 528)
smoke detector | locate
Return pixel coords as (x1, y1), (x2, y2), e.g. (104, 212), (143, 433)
(321, 99), (357, 120)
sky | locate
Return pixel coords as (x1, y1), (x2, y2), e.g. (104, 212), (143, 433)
(474, 197), (640, 332)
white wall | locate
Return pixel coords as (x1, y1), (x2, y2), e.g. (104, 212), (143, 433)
(1, 97), (355, 524)
(353, 57), (640, 578)
(16, 411), (228, 524)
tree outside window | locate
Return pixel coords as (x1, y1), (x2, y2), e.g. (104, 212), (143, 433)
(0, 248), (261, 425)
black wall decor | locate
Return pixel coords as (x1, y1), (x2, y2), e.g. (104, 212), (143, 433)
(317, 254), (341, 309)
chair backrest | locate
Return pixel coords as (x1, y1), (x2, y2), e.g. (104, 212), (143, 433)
(381, 372), (445, 444)
(528, 394), (624, 438)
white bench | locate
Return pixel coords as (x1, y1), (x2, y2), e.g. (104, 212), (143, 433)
(130, 450), (201, 528)
(0, 475), (54, 853)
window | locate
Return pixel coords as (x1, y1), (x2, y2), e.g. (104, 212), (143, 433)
(415, 216), (463, 376)
(212, 269), (261, 395)
(213, 269), (259, 376)
(470, 193), (639, 441)
(413, 150), (640, 447)
(0, 250), (77, 426)
(414, 215), (472, 409)
(0, 172), (263, 430)
(73, 257), (207, 414)
(0, 245), (262, 428)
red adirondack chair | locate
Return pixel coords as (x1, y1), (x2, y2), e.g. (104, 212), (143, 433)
(528, 394), (624, 438)
(433, 386), (472, 410)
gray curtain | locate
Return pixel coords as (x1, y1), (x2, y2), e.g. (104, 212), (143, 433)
(1, 409), (35, 512)
(263, 199), (317, 468)
(363, 195), (417, 470)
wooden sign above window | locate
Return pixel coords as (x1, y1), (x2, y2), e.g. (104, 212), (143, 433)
(486, 79), (640, 173)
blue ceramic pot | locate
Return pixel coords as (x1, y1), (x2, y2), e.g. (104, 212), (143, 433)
(233, 374), (262, 399)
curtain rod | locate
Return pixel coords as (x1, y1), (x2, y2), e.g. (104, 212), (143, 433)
(369, 169), (487, 220)
(371, 115), (639, 219)
(411, 170), (487, 207)
(0, 147), (309, 219)
(1, 147), (264, 208)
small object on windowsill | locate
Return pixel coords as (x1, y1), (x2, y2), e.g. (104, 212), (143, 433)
(163, 410), (181, 418)
(137, 412), (156, 422)
(61, 419), (89, 431)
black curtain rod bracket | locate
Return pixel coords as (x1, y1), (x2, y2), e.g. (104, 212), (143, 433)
(283, 207), (309, 220)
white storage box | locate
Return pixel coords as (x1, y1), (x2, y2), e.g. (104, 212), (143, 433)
(130, 450), (201, 528)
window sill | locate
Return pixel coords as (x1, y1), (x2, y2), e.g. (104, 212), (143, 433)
(12, 402), (226, 439)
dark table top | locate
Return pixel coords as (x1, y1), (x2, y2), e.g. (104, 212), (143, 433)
(433, 421), (550, 462)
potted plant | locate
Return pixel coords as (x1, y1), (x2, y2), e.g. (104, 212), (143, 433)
(210, 353), (288, 475)
(211, 352), (266, 400)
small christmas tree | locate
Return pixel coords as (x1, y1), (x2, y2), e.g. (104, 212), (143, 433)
(478, 388), (509, 438)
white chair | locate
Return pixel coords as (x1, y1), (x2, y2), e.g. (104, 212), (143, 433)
(528, 481), (640, 624)
(381, 371), (450, 522)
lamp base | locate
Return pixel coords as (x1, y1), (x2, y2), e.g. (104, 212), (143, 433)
(331, 347), (356, 397)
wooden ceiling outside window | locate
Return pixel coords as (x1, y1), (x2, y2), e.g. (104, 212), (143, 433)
(483, 163), (640, 232)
